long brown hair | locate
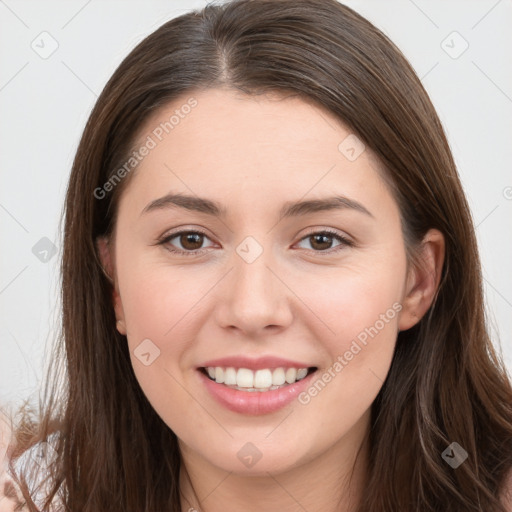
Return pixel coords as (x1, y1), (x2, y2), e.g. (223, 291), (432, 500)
(5, 0), (512, 510)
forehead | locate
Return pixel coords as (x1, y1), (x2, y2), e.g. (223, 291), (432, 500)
(135, 88), (345, 157)
(119, 87), (393, 219)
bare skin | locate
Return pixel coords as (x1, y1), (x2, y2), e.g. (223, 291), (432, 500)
(98, 87), (445, 512)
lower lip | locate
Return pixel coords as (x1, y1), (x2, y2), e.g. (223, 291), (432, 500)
(197, 369), (317, 415)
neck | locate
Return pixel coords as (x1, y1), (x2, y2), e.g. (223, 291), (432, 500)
(178, 413), (370, 512)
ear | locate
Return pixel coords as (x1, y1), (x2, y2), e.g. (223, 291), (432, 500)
(398, 229), (445, 332)
(96, 236), (127, 335)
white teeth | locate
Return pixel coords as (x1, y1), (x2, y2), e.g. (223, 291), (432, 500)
(224, 367), (237, 385)
(204, 366), (312, 390)
(254, 369), (272, 388)
(285, 368), (297, 384)
(236, 368), (254, 388)
(215, 367), (224, 384)
(272, 367), (286, 386)
(296, 368), (308, 380)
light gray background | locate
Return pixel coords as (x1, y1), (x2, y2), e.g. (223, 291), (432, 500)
(1, 0), (511, 412)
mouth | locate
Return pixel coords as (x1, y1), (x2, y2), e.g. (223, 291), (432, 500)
(197, 364), (319, 415)
(199, 366), (318, 392)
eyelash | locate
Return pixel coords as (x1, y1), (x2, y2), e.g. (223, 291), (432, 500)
(157, 228), (354, 257)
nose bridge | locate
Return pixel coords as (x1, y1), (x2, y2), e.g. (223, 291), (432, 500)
(235, 248), (272, 297)
(217, 234), (292, 332)
(233, 234), (279, 306)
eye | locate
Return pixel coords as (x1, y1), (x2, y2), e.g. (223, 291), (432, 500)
(157, 228), (353, 257)
(159, 230), (215, 256)
(295, 229), (353, 253)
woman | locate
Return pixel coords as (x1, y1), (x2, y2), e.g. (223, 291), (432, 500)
(2, 0), (512, 510)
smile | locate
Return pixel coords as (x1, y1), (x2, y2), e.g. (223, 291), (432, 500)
(197, 365), (318, 415)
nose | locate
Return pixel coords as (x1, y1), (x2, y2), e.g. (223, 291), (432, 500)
(214, 244), (294, 337)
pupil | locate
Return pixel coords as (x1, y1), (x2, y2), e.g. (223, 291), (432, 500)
(311, 234), (332, 250)
(182, 233), (202, 250)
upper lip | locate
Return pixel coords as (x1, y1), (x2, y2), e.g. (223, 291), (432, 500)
(198, 355), (316, 371)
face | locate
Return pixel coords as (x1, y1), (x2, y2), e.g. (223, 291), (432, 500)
(101, 87), (419, 476)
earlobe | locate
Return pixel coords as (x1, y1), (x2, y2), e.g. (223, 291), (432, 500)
(116, 319), (127, 336)
(398, 229), (445, 332)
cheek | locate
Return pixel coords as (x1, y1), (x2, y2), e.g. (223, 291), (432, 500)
(298, 258), (405, 352)
(294, 283), (401, 447)
(116, 265), (205, 428)
(293, 256), (404, 415)
(117, 253), (207, 345)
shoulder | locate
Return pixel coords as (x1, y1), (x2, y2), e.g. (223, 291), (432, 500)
(0, 472), (28, 512)
(0, 415), (27, 511)
(1, 417), (62, 512)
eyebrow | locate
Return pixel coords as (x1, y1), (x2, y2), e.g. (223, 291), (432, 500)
(140, 192), (374, 220)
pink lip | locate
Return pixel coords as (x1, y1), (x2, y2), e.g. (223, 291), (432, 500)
(198, 355), (314, 371)
(197, 367), (317, 415)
